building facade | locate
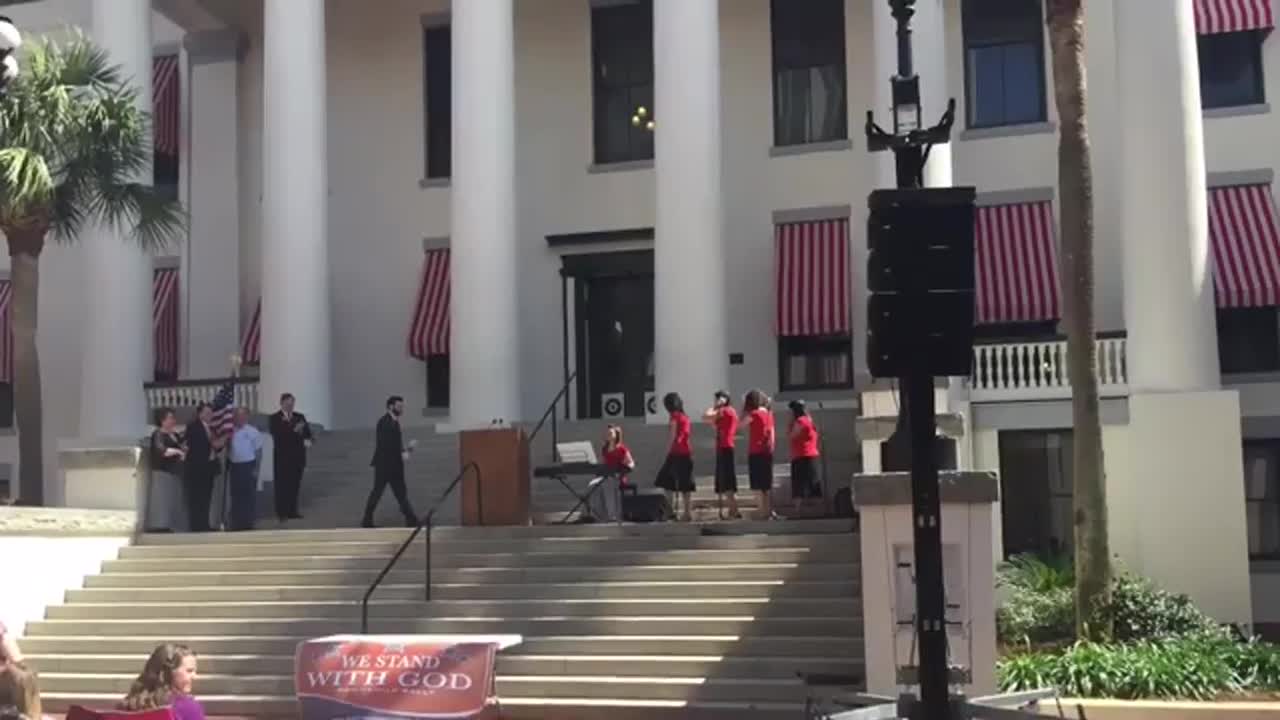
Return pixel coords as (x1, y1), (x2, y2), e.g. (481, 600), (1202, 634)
(1, 0), (1279, 630)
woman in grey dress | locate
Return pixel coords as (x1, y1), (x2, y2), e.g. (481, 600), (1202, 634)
(147, 409), (188, 532)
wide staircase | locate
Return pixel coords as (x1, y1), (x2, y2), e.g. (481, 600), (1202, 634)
(25, 519), (864, 719)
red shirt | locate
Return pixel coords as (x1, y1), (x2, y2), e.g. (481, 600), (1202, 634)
(715, 406), (739, 449)
(603, 443), (633, 485)
(790, 415), (819, 459)
(747, 408), (772, 455)
(669, 411), (692, 456)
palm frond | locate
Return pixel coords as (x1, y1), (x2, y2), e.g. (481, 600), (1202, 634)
(92, 182), (186, 252)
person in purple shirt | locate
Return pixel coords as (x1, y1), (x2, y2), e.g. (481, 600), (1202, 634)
(119, 644), (206, 720)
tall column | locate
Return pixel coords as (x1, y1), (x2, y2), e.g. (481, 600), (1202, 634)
(82, 0), (154, 436)
(184, 30), (244, 380)
(1116, 0), (1219, 392)
(653, 0), (727, 407)
(261, 0), (332, 426)
(450, 0), (520, 428)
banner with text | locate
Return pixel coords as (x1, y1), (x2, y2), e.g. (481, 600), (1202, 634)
(295, 636), (502, 719)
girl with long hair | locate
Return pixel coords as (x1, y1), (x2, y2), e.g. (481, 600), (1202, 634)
(744, 389), (777, 520)
(654, 392), (694, 521)
(148, 409), (188, 533)
(594, 424), (636, 521)
(120, 644), (205, 720)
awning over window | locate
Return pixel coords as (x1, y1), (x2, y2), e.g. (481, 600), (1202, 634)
(1195, 0), (1274, 34)
(241, 299), (261, 366)
(408, 248), (451, 358)
(1209, 184), (1280, 308)
(152, 55), (179, 157)
(0, 280), (11, 384)
(975, 201), (1061, 325)
(152, 268), (179, 378)
(775, 218), (851, 336)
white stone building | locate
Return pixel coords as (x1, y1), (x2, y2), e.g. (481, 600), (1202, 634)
(0, 0), (1278, 633)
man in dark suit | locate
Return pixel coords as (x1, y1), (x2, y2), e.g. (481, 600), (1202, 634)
(362, 395), (418, 528)
(183, 402), (221, 532)
(268, 392), (313, 523)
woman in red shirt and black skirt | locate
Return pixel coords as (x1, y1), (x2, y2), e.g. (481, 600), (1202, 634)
(655, 392), (695, 521)
(788, 399), (822, 511)
(744, 389), (776, 520)
(704, 390), (741, 520)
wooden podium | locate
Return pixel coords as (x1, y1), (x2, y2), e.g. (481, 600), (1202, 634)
(459, 427), (531, 526)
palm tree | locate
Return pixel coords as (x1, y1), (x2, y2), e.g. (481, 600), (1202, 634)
(0, 35), (184, 505)
(1045, 0), (1110, 639)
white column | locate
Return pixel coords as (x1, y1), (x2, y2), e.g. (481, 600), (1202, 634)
(261, 0), (332, 425)
(871, 0), (953, 190)
(450, 0), (521, 428)
(183, 30), (243, 380)
(1116, 0), (1219, 392)
(653, 0), (727, 406)
(81, 0), (153, 436)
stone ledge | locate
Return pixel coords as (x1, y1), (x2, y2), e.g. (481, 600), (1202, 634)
(853, 470), (999, 507)
(856, 413), (965, 441)
(0, 506), (137, 535)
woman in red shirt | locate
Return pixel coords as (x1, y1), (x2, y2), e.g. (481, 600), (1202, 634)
(744, 389), (776, 520)
(788, 399), (821, 509)
(655, 392), (694, 521)
(594, 424), (635, 522)
(703, 390), (741, 520)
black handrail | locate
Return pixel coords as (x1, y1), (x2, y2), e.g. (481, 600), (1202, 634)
(360, 461), (481, 633)
(529, 369), (578, 462)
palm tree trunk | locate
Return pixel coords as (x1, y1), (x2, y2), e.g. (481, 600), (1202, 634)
(8, 228), (45, 506)
(1046, 0), (1111, 639)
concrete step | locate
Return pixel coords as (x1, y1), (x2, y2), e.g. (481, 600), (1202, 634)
(19, 635), (862, 658)
(26, 653), (862, 680)
(100, 547), (847, 573)
(41, 693), (807, 720)
(66, 579), (859, 603)
(118, 533), (851, 559)
(45, 597), (858, 620)
(83, 563), (858, 587)
(38, 673), (812, 703)
(26, 616), (862, 637)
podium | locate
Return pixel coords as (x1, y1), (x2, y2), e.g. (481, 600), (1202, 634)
(459, 427), (530, 526)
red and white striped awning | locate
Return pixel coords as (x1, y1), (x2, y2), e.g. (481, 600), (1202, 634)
(1195, 0), (1274, 34)
(152, 55), (179, 157)
(775, 218), (851, 337)
(0, 280), (12, 384)
(408, 248), (451, 358)
(1208, 184), (1280, 308)
(241, 299), (261, 366)
(152, 268), (179, 378)
(975, 201), (1062, 325)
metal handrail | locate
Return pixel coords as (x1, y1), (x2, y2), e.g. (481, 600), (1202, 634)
(529, 369), (578, 461)
(360, 461), (481, 633)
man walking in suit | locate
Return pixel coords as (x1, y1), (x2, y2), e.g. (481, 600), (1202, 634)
(362, 395), (419, 528)
(183, 403), (221, 532)
(269, 392), (313, 523)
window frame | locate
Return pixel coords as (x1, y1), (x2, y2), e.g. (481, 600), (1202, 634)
(997, 429), (1074, 559)
(425, 353), (450, 410)
(422, 21), (452, 181)
(960, 0), (1048, 130)
(590, 0), (655, 165)
(777, 334), (855, 392)
(768, 0), (849, 147)
(1217, 306), (1280, 374)
(1243, 439), (1280, 560)
(1198, 30), (1267, 110)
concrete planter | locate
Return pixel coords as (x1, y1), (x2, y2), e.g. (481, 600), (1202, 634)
(1041, 699), (1280, 719)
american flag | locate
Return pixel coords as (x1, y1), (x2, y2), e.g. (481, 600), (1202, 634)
(210, 379), (237, 441)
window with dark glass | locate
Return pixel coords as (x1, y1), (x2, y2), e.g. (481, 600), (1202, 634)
(1217, 307), (1280, 373)
(769, 0), (848, 146)
(0, 382), (11, 430)
(1243, 440), (1280, 559)
(998, 430), (1073, 558)
(778, 335), (853, 391)
(423, 24), (452, 180)
(591, 0), (654, 164)
(1199, 31), (1265, 109)
(426, 354), (449, 409)
(961, 0), (1046, 129)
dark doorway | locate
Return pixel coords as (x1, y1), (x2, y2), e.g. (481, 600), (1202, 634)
(998, 429), (1074, 558)
(563, 250), (654, 419)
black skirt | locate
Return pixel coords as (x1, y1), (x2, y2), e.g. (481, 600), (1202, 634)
(790, 456), (821, 499)
(714, 447), (738, 494)
(748, 452), (774, 492)
(655, 453), (695, 493)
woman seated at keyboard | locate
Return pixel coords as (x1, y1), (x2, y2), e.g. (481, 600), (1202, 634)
(589, 424), (635, 522)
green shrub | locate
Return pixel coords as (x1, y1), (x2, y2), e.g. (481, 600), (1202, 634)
(1228, 637), (1280, 691)
(999, 553), (1075, 593)
(1105, 574), (1220, 642)
(997, 554), (1077, 647)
